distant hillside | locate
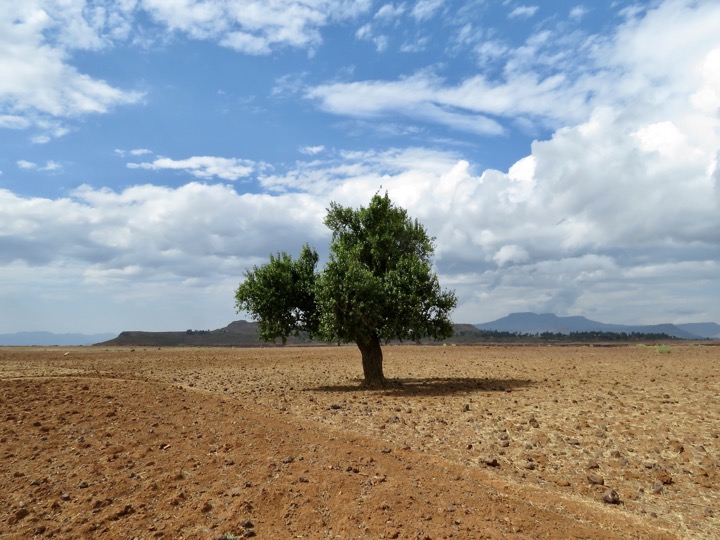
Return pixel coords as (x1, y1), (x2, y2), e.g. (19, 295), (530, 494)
(475, 312), (715, 339)
(8, 314), (717, 348)
(98, 322), (495, 347)
(0, 331), (116, 346)
(94, 318), (697, 348)
(676, 322), (720, 339)
(96, 320), (314, 347)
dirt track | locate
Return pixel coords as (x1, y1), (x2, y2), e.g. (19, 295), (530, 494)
(1, 344), (718, 539)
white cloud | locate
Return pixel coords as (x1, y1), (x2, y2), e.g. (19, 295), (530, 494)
(0, 0), (142, 137)
(493, 245), (530, 267)
(16, 159), (62, 172)
(3, 125), (718, 326)
(633, 121), (701, 161)
(373, 35), (389, 52)
(300, 145), (325, 155)
(509, 5), (539, 19)
(127, 156), (257, 181)
(1, 0), (371, 138)
(474, 40), (510, 66)
(115, 148), (152, 158)
(42, 160), (61, 171)
(0, 182), (327, 280)
(400, 36), (429, 53)
(306, 70), (579, 134)
(569, 6), (587, 20)
(267, 66), (720, 322)
(375, 3), (405, 20)
(0, 115), (31, 129)
(307, 1), (720, 141)
(411, 0), (444, 21)
(17, 160), (36, 170)
(690, 47), (720, 114)
(597, 2), (720, 115)
(256, 126), (717, 279)
(355, 22), (372, 40)
(141, 0), (373, 54)
(355, 22), (389, 52)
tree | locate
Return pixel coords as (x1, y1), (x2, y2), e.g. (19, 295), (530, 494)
(235, 193), (457, 386)
(234, 244), (320, 343)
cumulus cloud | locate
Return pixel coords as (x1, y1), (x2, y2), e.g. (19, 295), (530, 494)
(127, 156), (257, 181)
(3, 122), (718, 325)
(268, 13), (720, 324)
(256, 124), (717, 291)
(0, 181), (320, 332)
(0, 182), (295, 328)
(0, 0), (142, 137)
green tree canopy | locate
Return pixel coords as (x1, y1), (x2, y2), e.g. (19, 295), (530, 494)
(235, 193), (457, 386)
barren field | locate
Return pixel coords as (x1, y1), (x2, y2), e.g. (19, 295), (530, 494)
(1, 344), (718, 539)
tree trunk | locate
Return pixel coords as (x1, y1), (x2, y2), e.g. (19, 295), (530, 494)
(357, 334), (385, 387)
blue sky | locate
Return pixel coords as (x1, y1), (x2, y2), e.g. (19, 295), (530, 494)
(1, 0), (719, 334)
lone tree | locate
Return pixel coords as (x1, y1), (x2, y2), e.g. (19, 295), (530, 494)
(235, 193), (457, 386)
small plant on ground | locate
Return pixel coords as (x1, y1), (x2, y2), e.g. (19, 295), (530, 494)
(655, 344), (672, 354)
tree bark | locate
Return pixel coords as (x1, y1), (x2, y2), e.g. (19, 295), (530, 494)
(357, 333), (385, 387)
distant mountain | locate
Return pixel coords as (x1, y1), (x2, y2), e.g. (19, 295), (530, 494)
(7, 315), (718, 348)
(96, 320), (305, 347)
(0, 331), (117, 346)
(97, 321), (505, 347)
(676, 323), (720, 339)
(475, 312), (716, 339)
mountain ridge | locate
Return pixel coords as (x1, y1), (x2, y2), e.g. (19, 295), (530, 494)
(3, 313), (718, 346)
(0, 331), (117, 346)
(474, 312), (719, 339)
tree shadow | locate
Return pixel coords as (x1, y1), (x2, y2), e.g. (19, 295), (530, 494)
(308, 377), (536, 397)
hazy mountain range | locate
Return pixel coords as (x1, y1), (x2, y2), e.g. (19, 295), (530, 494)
(475, 313), (720, 340)
(0, 331), (116, 346)
(1, 313), (718, 346)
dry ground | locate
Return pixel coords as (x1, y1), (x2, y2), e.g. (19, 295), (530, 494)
(1, 344), (718, 539)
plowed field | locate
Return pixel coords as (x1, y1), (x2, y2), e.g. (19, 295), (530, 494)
(1, 344), (718, 539)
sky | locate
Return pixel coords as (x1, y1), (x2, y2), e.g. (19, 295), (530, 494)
(1, 0), (719, 334)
